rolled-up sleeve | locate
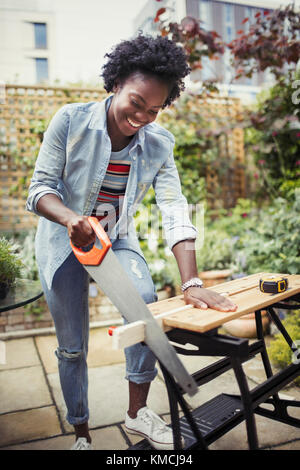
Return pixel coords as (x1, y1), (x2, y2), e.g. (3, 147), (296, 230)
(152, 142), (197, 250)
(26, 105), (70, 215)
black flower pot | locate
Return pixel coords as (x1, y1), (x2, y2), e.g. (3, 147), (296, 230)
(0, 282), (10, 300)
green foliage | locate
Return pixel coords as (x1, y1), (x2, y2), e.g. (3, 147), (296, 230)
(18, 230), (39, 281)
(9, 118), (48, 198)
(196, 229), (235, 272)
(245, 74), (300, 201)
(155, 12), (224, 91)
(0, 237), (23, 287)
(233, 190), (300, 275)
(135, 186), (300, 289)
(134, 188), (179, 290)
(158, 92), (242, 205)
(227, 4), (300, 82)
(268, 310), (300, 385)
(7, 85), (106, 198)
(193, 190), (300, 276)
(5, 229), (46, 316)
(194, 198), (257, 272)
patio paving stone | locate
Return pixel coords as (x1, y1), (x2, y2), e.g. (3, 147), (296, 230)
(47, 362), (170, 432)
(0, 365), (52, 414)
(0, 406), (61, 447)
(1, 328), (300, 451)
(0, 337), (40, 371)
(35, 327), (125, 375)
(1, 425), (128, 450)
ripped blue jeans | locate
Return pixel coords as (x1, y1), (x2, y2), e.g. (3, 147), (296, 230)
(39, 243), (158, 426)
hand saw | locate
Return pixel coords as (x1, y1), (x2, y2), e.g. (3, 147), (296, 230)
(70, 216), (198, 396)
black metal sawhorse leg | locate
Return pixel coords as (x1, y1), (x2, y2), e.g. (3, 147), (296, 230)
(230, 356), (259, 449)
(253, 305), (300, 428)
(160, 330), (259, 450)
(127, 301), (300, 451)
(159, 361), (208, 450)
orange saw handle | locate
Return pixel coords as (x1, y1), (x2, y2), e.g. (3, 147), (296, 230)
(70, 216), (112, 266)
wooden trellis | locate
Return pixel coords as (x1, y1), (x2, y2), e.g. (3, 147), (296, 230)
(0, 85), (245, 232)
(193, 95), (246, 210)
(0, 84), (106, 231)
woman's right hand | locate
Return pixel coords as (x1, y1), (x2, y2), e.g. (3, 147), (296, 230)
(67, 215), (96, 247)
(36, 194), (96, 247)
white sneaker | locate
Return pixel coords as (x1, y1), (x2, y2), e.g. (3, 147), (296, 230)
(70, 437), (93, 450)
(125, 407), (184, 450)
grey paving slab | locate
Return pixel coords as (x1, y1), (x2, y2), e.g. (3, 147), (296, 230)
(35, 329), (125, 375)
(1, 330), (300, 451)
(273, 440), (300, 450)
(47, 362), (171, 432)
(0, 337), (40, 371)
(0, 406), (61, 447)
(89, 426), (128, 450)
(35, 335), (58, 374)
(87, 327), (126, 367)
(1, 425), (128, 450)
(0, 365), (52, 414)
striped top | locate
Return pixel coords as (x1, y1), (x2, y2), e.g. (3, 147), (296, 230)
(91, 142), (132, 232)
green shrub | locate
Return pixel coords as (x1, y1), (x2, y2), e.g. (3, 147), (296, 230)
(158, 92), (243, 206)
(268, 310), (300, 386)
(0, 237), (23, 289)
(245, 73), (300, 202)
(196, 229), (235, 272)
(234, 190), (300, 275)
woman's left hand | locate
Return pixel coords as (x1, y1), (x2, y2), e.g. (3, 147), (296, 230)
(184, 287), (238, 312)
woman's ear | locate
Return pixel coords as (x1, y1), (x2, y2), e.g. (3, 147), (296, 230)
(112, 79), (122, 94)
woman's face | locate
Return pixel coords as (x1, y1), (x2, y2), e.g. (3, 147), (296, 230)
(108, 72), (169, 139)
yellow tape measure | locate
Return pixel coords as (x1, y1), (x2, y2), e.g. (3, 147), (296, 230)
(259, 276), (288, 294)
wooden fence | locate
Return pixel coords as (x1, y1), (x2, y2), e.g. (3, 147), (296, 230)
(187, 94), (246, 210)
(0, 84), (245, 232)
(0, 84), (106, 231)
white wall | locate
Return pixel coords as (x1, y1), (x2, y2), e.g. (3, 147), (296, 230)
(0, 0), (148, 85)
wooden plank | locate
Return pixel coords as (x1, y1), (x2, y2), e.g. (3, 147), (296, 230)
(112, 321), (145, 349)
(110, 273), (300, 348)
(162, 273), (300, 333)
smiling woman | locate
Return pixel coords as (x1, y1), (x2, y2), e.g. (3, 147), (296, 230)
(106, 72), (170, 150)
(26, 33), (237, 451)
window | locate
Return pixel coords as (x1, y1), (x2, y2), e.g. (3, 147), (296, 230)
(224, 3), (234, 42)
(223, 3), (235, 83)
(197, 1), (215, 81)
(139, 17), (156, 35)
(198, 0), (212, 31)
(244, 7), (261, 85)
(33, 23), (47, 49)
(35, 58), (49, 82)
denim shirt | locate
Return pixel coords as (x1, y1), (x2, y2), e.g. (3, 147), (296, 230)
(26, 95), (197, 289)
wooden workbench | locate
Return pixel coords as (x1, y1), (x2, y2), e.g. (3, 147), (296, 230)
(148, 272), (300, 333)
(126, 272), (300, 451)
(111, 272), (300, 350)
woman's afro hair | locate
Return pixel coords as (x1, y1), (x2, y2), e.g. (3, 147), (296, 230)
(101, 34), (191, 108)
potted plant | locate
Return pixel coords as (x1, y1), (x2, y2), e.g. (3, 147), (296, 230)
(0, 237), (23, 299)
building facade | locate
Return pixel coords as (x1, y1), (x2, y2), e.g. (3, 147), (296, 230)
(133, 0), (299, 100)
(0, 0), (145, 86)
(0, 0), (55, 84)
